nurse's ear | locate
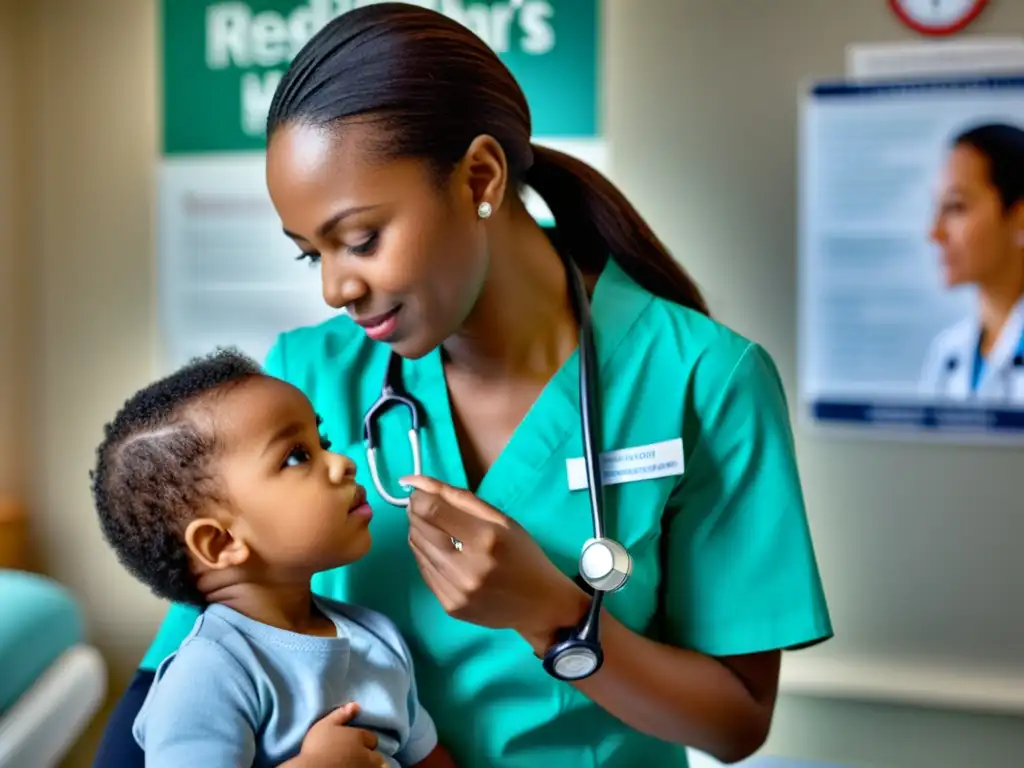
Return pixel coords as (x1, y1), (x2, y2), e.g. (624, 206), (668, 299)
(184, 516), (251, 571)
(457, 134), (509, 220)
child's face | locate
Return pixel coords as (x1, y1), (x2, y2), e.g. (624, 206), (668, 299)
(194, 375), (373, 578)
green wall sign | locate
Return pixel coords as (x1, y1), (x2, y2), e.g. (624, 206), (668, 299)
(161, 0), (601, 155)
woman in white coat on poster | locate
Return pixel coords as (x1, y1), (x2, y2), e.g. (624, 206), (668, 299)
(919, 123), (1024, 404)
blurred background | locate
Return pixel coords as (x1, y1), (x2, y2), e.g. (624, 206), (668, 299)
(1, 1), (1023, 766)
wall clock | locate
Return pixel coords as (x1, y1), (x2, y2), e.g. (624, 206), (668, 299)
(888, 0), (989, 36)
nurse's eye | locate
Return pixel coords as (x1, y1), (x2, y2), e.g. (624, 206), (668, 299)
(295, 251), (321, 267)
(940, 196), (967, 214)
(346, 231), (379, 257)
(282, 445), (313, 469)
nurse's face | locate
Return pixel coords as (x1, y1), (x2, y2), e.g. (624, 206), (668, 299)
(266, 122), (493, 360)
(930, 144), (1023, 289)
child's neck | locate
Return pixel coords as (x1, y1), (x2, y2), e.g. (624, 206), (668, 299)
(204, 580), (335, 638)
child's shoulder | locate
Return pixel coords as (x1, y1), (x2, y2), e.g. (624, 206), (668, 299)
(156, 609), (261, 679)
(133, 614), (265, 748)
(315, 597), (413, 668)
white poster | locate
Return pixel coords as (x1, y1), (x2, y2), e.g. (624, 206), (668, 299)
(798, 74), (1024, 442)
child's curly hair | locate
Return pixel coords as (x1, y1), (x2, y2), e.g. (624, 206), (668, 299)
(90, 348), (263, 606)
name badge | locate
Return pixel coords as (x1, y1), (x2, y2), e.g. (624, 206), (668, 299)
(566, 438), (684, 491)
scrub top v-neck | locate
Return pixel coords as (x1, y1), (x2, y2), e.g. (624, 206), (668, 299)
(140, 257), (832, 768)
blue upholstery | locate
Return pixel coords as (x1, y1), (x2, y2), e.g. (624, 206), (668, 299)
(0, 569), (84, 714)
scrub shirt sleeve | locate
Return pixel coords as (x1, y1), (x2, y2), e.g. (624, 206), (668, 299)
(139, 336), (291, 672)
(262, 332), (288, 380)
(662, 341), (832, 657)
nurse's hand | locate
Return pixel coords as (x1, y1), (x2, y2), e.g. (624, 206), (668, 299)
(401, 475), (588, 651)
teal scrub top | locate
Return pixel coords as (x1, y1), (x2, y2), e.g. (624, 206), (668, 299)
(140, 258), (833, 767)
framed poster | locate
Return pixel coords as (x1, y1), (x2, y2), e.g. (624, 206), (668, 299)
(798, 74), (1024, 443)
(157, 1), (604, 370)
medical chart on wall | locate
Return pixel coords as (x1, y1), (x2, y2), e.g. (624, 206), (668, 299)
(798, 75), (1024, 443)
(157, 0), (605, 371)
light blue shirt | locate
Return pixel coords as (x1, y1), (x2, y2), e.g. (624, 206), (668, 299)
(132, 597), (438, 767)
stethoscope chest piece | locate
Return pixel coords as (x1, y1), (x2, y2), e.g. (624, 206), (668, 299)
(544, 640), (603, 681)
(579, 537), (632, 593)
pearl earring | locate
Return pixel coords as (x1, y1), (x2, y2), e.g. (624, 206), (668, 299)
(477, 201), (493, 219)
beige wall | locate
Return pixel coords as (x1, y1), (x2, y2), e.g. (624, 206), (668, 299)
(16, 0), (163, 659)
(0, 0), (28, 498)
(1, 1), (162, 763)
(2, 1), (1023, 766)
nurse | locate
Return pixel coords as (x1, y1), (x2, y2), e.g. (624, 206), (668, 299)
(94, 4), (832, 767)
(919, 123), (1024, 403)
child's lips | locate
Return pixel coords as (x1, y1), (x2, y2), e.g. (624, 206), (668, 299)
(350, 501), (373, 520)
(348, 485), (372, 519)
(351, 485), (367, 508)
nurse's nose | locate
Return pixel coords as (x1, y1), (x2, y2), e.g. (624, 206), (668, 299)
(326, 452), (357, 484)
(322, 260), (368, 310)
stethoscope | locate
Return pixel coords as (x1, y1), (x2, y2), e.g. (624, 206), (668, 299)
(361, 253), (632, 682)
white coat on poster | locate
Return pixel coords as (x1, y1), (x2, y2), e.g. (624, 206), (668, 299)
(919, 298), (1024, 403)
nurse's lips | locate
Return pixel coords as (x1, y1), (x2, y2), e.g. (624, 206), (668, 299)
(352, 306), (402, 341)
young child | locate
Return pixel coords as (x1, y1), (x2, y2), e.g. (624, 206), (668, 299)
(90, 349), (454, 768)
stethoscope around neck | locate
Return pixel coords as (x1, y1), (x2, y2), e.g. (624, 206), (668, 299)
(361, 253), (631, 682)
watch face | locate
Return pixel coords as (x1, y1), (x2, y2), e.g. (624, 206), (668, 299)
(892, 0), (984, 30)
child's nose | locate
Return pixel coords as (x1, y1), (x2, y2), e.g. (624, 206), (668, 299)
(327, 452), (357, 484)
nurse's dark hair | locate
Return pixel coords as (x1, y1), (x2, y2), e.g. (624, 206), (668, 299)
(952, 122), (1024, 210)
(89, 348), (263, 607)
(266, 2), (709, 316)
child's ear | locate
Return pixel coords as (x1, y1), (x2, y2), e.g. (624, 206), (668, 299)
(184, 518), (250, 570)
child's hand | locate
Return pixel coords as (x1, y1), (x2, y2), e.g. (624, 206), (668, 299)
(297, 703), (389, 767)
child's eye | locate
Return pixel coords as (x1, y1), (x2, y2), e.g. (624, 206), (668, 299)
(283, 446), (312, 468)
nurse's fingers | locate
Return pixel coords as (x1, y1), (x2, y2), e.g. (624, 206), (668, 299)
(401, 475), (505, 523)
(408, 509), (457, 550)
(408, 514), (472, 588)
(409, 536), (461, 609)
(399, 474), (446, 494)
(407, 489), (481, 542)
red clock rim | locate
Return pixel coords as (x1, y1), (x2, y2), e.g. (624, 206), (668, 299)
(887, 0), (989, 36)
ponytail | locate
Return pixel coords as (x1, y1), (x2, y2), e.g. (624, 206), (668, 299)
(524, 144), (709, 316)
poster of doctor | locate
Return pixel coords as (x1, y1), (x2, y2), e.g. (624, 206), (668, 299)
(918, 122), (1024, 405)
